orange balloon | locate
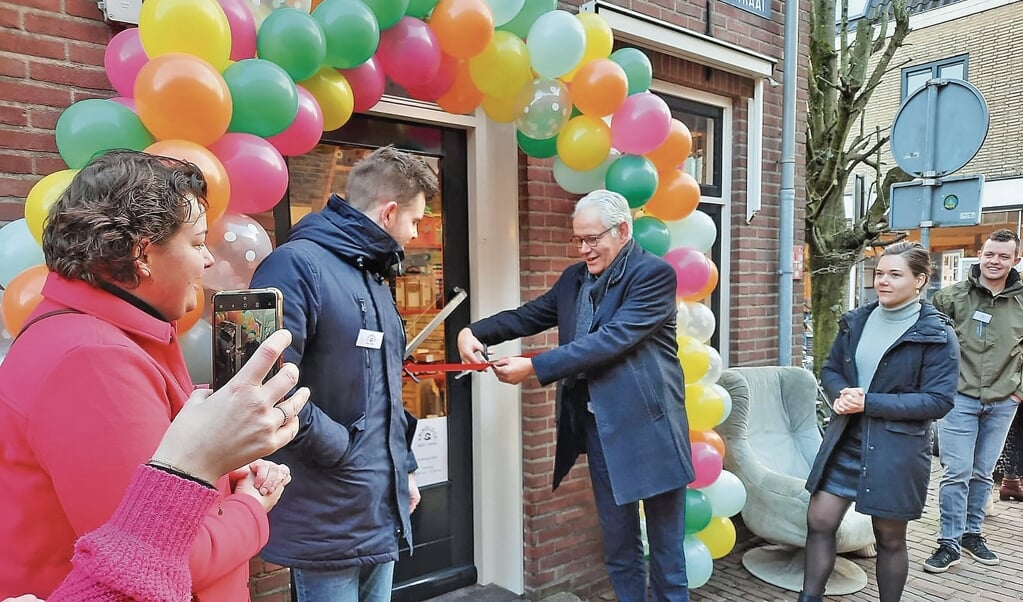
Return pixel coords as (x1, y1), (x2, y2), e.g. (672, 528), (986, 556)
(135, 53), (232, 146)
(146, 140), (231, 225)
(437, 60), (483, 115)
(176, 282), (205, 334)
(682, 261), (718, 302)
(571, 59), (628, 117)
(429, 0), (494, 59)
(1, 265), (49, 337)
(644, 170), (701, 221)
(645, 119), (694, 172)
(690, 429), (726, 459)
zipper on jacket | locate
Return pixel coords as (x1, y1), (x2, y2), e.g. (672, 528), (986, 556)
(359, 297), (370, 369)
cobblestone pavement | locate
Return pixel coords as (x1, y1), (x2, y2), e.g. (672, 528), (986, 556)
(694, 458), (1023, 601)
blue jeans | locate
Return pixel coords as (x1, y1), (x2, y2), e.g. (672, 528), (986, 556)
(584, 412), (689, 602)
(292, 562), (394, 602)
(937, 394), (1018, 550)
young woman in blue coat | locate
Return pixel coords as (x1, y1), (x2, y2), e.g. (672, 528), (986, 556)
(799, 242), (959, 602)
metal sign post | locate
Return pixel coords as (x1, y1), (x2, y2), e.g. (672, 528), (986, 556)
(889, 78), (989, 250)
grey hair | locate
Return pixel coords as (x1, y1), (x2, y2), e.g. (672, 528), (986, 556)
(573, 189), (633, 239)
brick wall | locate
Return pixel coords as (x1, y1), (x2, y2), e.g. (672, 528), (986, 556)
(852, 2), (1023, 181)
(0, 0), (116, 222)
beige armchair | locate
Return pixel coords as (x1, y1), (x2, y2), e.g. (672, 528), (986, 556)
(716, 366), (875, 595)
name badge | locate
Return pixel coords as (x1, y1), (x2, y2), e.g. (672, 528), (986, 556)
(356, 329), (384, 349)
(972, 311), (992, 324)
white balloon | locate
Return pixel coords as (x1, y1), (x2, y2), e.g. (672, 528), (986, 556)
(180, 319), (213, 385)
(484, 0), (525, 26)
(699, 346), (722, 385)
(675, 301), (690, 333)
(553, 150), (619, 195)
(0, 219), (45, 289)
(698, 470), (747, 517)
(684, 301), (716, 343)
(711, 383), (732, 425)
(666, 210), (716, 253)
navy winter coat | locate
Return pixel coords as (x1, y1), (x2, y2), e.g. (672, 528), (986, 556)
(805, 301), (959, 520)
(251, 195), (417, 570)
(470, 241), (694, 504)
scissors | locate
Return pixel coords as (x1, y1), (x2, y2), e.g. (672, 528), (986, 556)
(454, 347), (490, 379)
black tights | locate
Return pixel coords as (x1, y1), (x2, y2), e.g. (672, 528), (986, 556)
(804, 491), (909, 602)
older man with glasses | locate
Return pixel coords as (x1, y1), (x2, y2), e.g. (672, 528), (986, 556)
(457, 189), (694, 602)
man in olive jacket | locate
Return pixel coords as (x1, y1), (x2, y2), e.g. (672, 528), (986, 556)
(457, 190), (694, 602)
(924, 229), (1023, 573)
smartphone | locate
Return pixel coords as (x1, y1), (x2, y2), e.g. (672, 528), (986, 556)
(211, 287), (284, 390)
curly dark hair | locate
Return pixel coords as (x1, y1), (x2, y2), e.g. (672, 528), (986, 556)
(42, 150), (208, 288)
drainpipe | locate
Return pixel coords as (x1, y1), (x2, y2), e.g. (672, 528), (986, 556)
(778, 0), (799, 365)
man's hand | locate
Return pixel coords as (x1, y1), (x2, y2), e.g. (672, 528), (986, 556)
(492, 356), (535, 385)
(408, 473), (421, 514)
(457, 327), (486, 364)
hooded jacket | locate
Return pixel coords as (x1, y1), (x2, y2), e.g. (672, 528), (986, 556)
(931, 264), (1023, 402)
(806, 301), (959, 520)
(251, 195), (417, 570)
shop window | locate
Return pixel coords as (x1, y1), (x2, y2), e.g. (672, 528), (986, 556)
(654, 94), (724, 198)
(902, 55), (968, 100)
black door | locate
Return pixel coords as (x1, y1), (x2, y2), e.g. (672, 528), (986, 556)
(275, 114), (476, 599)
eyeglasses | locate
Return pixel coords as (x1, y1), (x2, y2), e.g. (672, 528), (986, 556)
(569, 226), (615, 249)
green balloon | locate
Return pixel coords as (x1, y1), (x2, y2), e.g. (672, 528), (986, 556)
(497, 0), (556, 39)
(633, 216), (672, 257)
(605, 155), (659, 208)
(516, 131), (558, 159)
(610, 47), (653, 95)
(55, 99), (154, 169)
(257, 8), (327, 82)
(224, 59), (299, 138)
(405, 0), (439, 18)
(364, 0), (410, 30)
(685, 488), (714, 535)
(313, 0), (380, 69)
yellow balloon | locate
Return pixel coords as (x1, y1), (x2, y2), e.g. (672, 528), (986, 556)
(556, 115), (612, 171)
(138, 0), (232, 71)
(685, 383), (724, 431)
(481, 94), (518, 123)
(25, 169), (78, 244)
(696, 516), (736, 559)
(561, 13), (615, 82)
(468, 31), (532, 99)
(677, 334), (710, 382)
(300, 68), (354, 131)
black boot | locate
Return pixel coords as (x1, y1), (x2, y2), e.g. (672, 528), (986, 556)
(797, 593), (823, 602)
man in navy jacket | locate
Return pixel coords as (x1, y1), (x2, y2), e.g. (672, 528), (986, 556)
(251, 146), (437, 601)
(458, 190), (694, 601)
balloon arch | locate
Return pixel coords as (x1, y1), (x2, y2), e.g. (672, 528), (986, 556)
(0, 0), (743, 587)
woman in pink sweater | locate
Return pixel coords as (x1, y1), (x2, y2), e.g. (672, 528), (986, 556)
(6, 329), (310, 601)
(0, 151), (295, 600)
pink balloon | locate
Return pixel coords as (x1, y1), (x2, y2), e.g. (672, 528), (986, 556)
(104, 28), (148, 98)
(109, 96), (137, 112)
(209, 133), (289, 214)
(377, 17), (441, 90)
(340, 56), (386, 113)
(217, 0), (257, 61)
(690, 441), (723, 489)
(664, 247), (712, 299)
(611, 92), (672, 155)
(267, 86), (324, 157)
(405, 53), (457, 102)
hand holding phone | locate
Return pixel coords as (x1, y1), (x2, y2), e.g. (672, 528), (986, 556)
(212, 288), (284, 390)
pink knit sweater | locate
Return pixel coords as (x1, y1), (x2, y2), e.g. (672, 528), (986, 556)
(48, 465), (219, 601)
